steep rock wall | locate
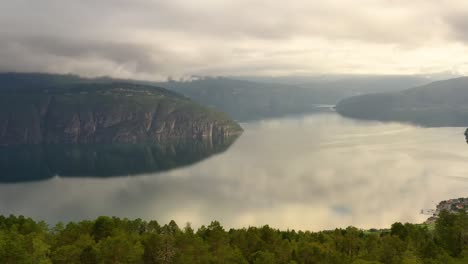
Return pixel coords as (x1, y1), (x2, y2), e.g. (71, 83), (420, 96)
(0, 85), (242, 146)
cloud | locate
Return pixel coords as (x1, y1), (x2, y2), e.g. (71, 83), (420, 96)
(443, 11), (468, 42)
(0, 35), (181, 78)
(1, 0), (468, 79)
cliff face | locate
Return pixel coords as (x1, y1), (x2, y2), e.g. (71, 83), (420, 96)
(0, 82), (242, 146)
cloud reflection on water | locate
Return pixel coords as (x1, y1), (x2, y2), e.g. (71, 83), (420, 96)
(0, 113), (467, 231)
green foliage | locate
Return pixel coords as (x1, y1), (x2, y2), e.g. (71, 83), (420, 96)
(0, 213), (466, 263)
(335, 76), (468, 127)
(97, 232), (144, 263)
(435, 210), (467, 257)
(390, 222), (408, 241)
(252, 250), (276, 264)
(0, 74), (243, 151)
(92, 216), (115, 242)
(379, 235), (406, 264)
(159, 76), (427, 122)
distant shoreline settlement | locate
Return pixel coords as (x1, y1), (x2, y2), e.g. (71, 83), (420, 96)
(422, 197), (468, 224)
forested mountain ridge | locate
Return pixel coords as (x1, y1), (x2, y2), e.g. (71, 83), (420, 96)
(0, 73), (242, 146)
(157, 77), (332, 121)
(0, 72), (434, 123)
(335, 77), (468, 126)
(156, 76), (430, 121)
(0, 211), (466, 263)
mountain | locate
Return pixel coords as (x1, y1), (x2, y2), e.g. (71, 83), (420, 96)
(157, 77), (334, 121)
(156, 76), (431, 121)
(335, 77), (468, 126)
(238, 73), (455, 85)
(239, 74), (432, 93)
(0, 73), (242, 146)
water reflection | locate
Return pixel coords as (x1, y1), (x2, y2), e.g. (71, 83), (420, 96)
(0, 113), (467, 231)
(0, 136), (238, 182)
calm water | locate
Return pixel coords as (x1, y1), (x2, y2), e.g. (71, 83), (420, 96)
(0, 138), (237, 182)
(0, 113), (467, 230)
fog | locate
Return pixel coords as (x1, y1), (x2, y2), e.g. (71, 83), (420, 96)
(0, 113), (466, 230)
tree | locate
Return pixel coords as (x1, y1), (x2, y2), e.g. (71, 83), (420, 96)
(51, 234), (95, 264)
(0, 231), (32, 264)
(173, 223), (210, 264)
(0, 213), (466, 264)
(435, 210), (466, 257)
(31, 236), (52, 264)
(252, 250), (277, 264)
(51, 244), (83, 264)
(343, 226), (363, 258)
(97, 232), (144, 264)
(142, 233), (176, 264)
(92, 216), (115, 242)
(390, 223), (408, 241)
(296, 241), (330, 264)
(79, 246), (98, 264)
(199, 221), (230, 262)
(379, 235), (406, 264)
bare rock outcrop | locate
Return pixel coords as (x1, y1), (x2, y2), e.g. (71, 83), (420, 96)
(0, 82), (242, 146)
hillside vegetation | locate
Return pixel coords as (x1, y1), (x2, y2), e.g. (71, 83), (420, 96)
(157, 76), (429, 121)
(336, 77), (468, 127)
(0, 73), (242, 145)
(158, 78), (331, 121)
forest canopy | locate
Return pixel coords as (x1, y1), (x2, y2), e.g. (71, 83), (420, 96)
(0, 210), (466, 264)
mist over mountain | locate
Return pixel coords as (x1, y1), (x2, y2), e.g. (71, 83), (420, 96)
(157, 77), (328, 121)
(237, 74), (442, 86)
(336, 76), (468, 126)
(156, 75), (433, 121)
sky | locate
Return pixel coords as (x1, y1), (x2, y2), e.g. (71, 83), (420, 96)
(2, 0), (468, 80)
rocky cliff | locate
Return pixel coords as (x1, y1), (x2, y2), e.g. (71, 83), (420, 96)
(0, 81), (242, 146)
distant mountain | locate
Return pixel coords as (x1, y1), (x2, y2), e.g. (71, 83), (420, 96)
(336, 77), (468, 126)
(0, 73), (242, 145)
(157, 78), (333, 121)
(238, 74), (433, 90)
(156, 76), (431, 121)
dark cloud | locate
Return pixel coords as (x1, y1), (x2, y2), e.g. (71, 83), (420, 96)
(0, 34), (198, 79)
(1, 0), (468, 78)
(444, 12), (468, 42)
(9, 36), (163, 73)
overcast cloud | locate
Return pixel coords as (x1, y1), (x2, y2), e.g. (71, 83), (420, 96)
(2, 0), (468, 80)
